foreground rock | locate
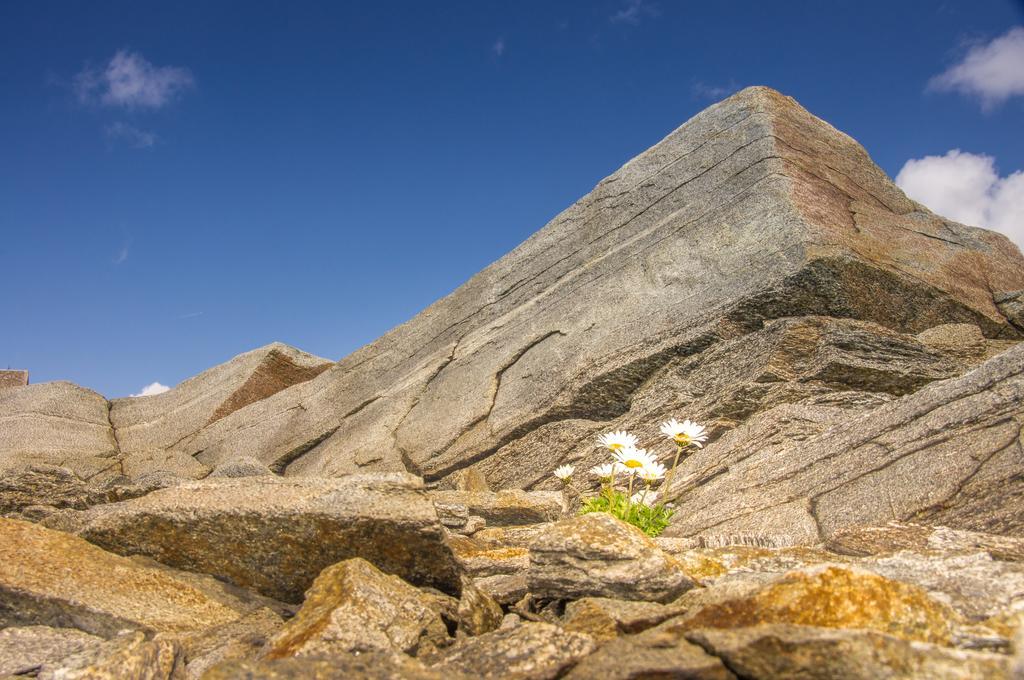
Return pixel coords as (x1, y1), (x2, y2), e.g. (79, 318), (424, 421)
(689, 624), (1011, 680)
(528, 513), (695, 603)
(204, 652), (455, 680)
(0, 518), (244, 637)
(428, 622), (596, 679)
(36, 631), (185, 680)
(263, 558), (449, 658)
(52, 474), (461, 601)
(0, 626), (103, 677)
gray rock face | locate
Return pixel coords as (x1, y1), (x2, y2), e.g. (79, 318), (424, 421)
(428, 623), (596, 680)
(0, 382), (117, 480)
(52, 474), (461, 602)
(0, 626), (103, 677)
(12, 87), (1016, 492)
(665, 341), (1024, 543)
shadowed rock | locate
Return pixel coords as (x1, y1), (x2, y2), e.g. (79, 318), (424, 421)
(52, 474), (461, 602)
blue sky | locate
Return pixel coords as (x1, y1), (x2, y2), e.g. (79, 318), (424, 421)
(2, 1), (1023, 397)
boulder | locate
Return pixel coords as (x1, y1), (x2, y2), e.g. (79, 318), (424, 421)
(53, 474), (461, 602)
(0, 626), (103, 677)
(0, 382), (117, 480)
(0, 518), (245, 637)
(263, 558), (450, 659)
(528, 513), (695, 603)
(428, 622), (595, 679)
(668, 565), (960, 645)
(429, 490), (565, 531)
(203, 653), (457, 680)
(561, 597), (683, 641)
(179, 607), (284, 680)
(35, 631), (185, 680)
(562, 627), (734, 680)
(688, 624), (1011, 680)
(456, 576), (504, 636)
(666, 342), (1024, 542)
(827, 522), (1024, 562)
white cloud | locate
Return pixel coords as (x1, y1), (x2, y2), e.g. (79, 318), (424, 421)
(492, 38), (505, 57)
(610, 0), (658, 25)
(691, 80), (740, 101)
(76, 50), (194, 109)
(895, 149), (1024, 249)
(105, 121), (157, 149)
(131, 381), (171, 397)
(929, 26), (1024, 109)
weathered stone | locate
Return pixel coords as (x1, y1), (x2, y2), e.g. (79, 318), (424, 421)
(34, 87), (1019, 492)
(688, 624), (1011, 680)
(827, 522), (1024, 562)
(447, 533), (531, 579)
(36, 631), (185, 680)
(0, 369), (28, 389)
(0, 626), (103, 677)
(562, 626), (734, 680)
(456, 576), (504, 636)
(203, 653), (456, 680)
(110, 343), (331, 467)
(528, 513), (695, 603)
(670, 565), (960, 645)
(206, 456), (274, 479)
(263, 558), (450, 659)
(179, 607), (284, 680)
(666, 342), (1024, 542)
(121, 448), (211, 480)
(997, 290), (1024, 332)
(429, 622), (595, 679)
(0, 518), (244, 637)
(53, 474), (461, 602)
(561, 597), (681, 641)
(429, 490), (565, 530)
(0, 382), (117, 480)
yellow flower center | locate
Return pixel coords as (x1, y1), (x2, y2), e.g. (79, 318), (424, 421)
(609, 443), (624, 452)
(623, 459), (643, 468)
(674, 434), (690, 445)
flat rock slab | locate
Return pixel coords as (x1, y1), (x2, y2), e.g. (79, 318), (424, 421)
(0, 626), (103, 677)
(35, 631), (184, 680)
(528, 513), (696, 603)
(0, 518), (243, 638)
(55, 474), (461, 602)
(687, 624), (1010, 680)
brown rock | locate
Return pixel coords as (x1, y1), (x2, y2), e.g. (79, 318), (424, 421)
(827, 522), (1024, 562)
(563, 626), (734, 680)
(456, 576), (504, 636)
(202, 653), (456, 680)
(670, 565), (960, 645)
(561, 597), (682, 641)
(0, 518), (243, 637)
(528, 513), (695, 603)
(36, 631), (185, 680)
(55, 474), (461, 602)
(429, 622), (595, 680)
(0, 626), (103, 677)
(688, 624), (1011, 680)
(178, 607), (284, 679)
(429, 489), (565, 531)
(263, 558), (450, 659)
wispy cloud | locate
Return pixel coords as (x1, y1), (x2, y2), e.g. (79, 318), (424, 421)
(896, 149), (1024, 249)
(929, 27), (1024, 109)
(610, 0), (659, 25)
(113, 233), (132, 264)
(105, 121), (157, 149)
(76, 50), (194, 109)
(691, 80), (741, 101)
(492, 38), (506, 57)
(178, 311), (204, 320)
(131, 381), (171, 397)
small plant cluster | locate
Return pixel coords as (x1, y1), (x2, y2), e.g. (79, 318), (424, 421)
(552, 418), (708, 537)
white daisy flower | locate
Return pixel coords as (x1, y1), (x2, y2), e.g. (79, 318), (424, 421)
(659, 418), (708, 448)
(638, 460), (667, 483)
(630, 490), (658, 507)
(613, 446), (657, 472)
(553, 464), (575, 481)
(590, 462), (620, 480)
(597, 430), (638, 453)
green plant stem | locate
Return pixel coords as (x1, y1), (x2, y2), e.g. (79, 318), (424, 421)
(660, 443), (685, 506)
